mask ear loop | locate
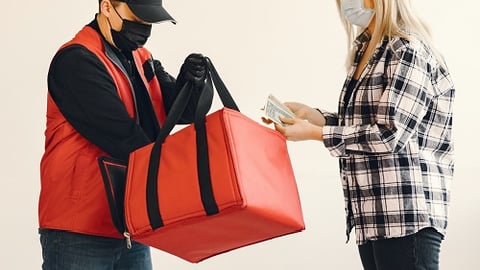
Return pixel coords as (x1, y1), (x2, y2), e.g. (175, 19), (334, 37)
(106, 1), (125, 31)
(105, 1), (125, 50)
(106, 16), (114, 31)
(110, 2), (125, 21)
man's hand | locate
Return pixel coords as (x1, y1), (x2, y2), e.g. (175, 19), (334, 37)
(181, 53), (206, 85)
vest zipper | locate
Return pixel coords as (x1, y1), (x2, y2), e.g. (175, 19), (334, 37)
(104, 47), (141, 124)
(124, 232), (132, 249)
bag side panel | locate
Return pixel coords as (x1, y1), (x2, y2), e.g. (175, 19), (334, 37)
(124, 144), (153, 234)
(223, 108), (305, 228)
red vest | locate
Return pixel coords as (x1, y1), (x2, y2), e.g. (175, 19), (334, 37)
(39, 26), (166, 238)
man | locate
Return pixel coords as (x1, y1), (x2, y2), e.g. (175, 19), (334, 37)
(39, 0), (206, 269)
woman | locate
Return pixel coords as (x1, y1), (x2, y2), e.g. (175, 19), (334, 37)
(268, 0), (455, 269)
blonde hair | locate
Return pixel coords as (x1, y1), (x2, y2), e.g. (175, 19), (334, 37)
(335, 0), (445, 68)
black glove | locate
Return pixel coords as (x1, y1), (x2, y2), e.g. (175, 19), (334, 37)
(179, 53), (207, 85)
(173, 53), (208, 123)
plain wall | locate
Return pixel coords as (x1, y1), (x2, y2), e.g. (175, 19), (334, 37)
(1, 0), (478, 269)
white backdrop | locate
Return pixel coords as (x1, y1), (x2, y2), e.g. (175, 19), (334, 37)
(1, 0), (478, 269)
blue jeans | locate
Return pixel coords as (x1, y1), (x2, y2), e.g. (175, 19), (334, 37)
(358, 228), (444, 270)
(39, 229), (152, 270)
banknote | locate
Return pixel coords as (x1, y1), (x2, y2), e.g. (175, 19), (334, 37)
(263, 94), (296, 126)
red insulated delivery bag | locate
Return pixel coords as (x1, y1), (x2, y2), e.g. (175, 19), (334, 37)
(99, 57), (305, 263)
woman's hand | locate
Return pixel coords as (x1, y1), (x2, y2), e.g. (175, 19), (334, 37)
(261, 100), (326, 141)
(274, 117), (323, 141)
(284, 102), (326, 127)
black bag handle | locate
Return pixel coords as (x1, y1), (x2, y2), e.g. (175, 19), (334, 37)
(146, 57), (239, 229)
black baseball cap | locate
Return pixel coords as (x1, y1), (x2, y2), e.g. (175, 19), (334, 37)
(118, 0), (176, 24)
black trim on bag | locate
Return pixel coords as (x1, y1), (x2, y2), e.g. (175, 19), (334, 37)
(98, 156), (128, 234)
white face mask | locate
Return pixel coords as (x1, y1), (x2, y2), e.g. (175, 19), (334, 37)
(341, 0), (375, 28)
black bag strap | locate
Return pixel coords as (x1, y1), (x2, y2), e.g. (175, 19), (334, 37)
(146, 57), (239, 229)
(146, 80), (194, 228)
(203, 57), (239, 112)
(192, 70), (217, 217)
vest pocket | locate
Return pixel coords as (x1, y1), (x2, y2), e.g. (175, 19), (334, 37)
(70, 151), (95, 200)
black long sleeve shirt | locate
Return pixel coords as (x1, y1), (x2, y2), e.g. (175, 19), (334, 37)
(47, 19), (183, 160)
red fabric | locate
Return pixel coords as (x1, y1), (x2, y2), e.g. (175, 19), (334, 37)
(124, 108), (305, 263)
(39, 26), (166, 238)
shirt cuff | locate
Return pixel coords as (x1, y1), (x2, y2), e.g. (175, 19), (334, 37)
(322, 125), (348, 158)
(316, 108), (338, 126)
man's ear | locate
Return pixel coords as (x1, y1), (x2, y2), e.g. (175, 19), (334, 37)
(99, 0), (113, 18)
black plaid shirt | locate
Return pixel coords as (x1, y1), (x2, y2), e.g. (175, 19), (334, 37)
(321, 31), (455, 245)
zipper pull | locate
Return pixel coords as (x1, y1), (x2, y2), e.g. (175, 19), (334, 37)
(123, 232), (132, 249)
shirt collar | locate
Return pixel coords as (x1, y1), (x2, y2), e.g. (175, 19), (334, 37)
(353, 30), (390, 66)
(353, 30), (372, 50)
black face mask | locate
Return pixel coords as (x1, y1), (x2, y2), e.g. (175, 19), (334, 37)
(109, 6), (152, 52)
